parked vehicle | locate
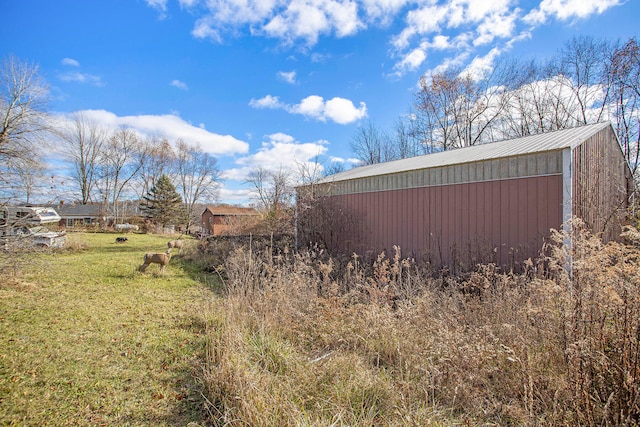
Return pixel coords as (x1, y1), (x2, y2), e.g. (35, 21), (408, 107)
(114, 223), (139, 232)
(1, 206), (67, 249)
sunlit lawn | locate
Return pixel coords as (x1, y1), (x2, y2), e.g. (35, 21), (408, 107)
(0, 232), (217, 426)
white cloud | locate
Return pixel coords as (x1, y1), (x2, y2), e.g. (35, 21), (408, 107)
(250, 94), (367, 124)
(474, 10), (518, 46)
(524, 0), (621, 24)
(322, 97), (368, 124)
(187, 0), (364, 45)
(394, 46), (427, 73)
(311, 52), (331, 63)
(406, 4), (447, 34)
(464, 47), (502, 80)
(58, 72), (104, 86)
(171, 79), (189, 90)
(361, 0), (409, 26)
(146, 0), (625, 78)
(145, 0), (167, 10)
(67, 109), (249, 157)
(224, 133), (329, 181)
(178, 0), (198, 8)
(249, 95), (284, 109)
(192, 17), (223, 42)
(290, 95), (368, 124)
(145, 0), (168, 18)
(290, 95), (326, 120)
(216, 186), (255, 203)
(431, 35), (450, 49)
(277, 70), (297, 84)
(61, 58), (80, 67)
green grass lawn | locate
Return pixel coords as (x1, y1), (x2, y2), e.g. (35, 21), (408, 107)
(0, 232), (217, 426)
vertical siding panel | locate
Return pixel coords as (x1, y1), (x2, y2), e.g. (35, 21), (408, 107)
(482, 181), (492, 262)
(408, 188), (414, 257)
(448, 184), (457, 266)
(539, 177), (550, 246)
(383, 190), (391, 253)
(424, 187), (431, 261)
(469, 182), (478, 262)
(508, 178), (519, 266)
(422, 186), (429, 258)
(430, 185), (437, 263)
(526, 177), (538, 255)
(498, 180), (505, 266)
(480, 181), (490, 260)
(403, 189), (410, 256)
(368, 191), (375, 252)
(397, 190), (403, 253)
(405, 189), (412, 254)
(490, 181), (500, 264)
(434, 184), (440, 264)
(441, 185), (449, 266)
(397, 189), (403, 251)
(412, 188), (419, 257)
(453, 184), (459, 264)
(553, 175), (563, 232)
(461, 183), (470, 265)
(443, 185), (450, 264)
(517, 179), (527, 258)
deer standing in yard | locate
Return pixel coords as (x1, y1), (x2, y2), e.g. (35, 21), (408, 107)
(167, 239), (184, 254)
(139, 249), (172, 273)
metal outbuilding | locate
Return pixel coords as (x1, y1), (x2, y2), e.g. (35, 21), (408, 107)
(297, 122), (633, 270)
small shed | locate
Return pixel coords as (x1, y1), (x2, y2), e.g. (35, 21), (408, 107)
(297, 122), (632, 270)
(201, 206), (260, 236)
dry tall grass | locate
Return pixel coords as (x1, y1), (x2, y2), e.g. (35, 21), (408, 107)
(203, 221), (640, 426)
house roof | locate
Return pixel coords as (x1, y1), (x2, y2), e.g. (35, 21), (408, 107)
(203, 206), (259, 216)
(54, 203), (103, 217)
(318, 122), (613, 184)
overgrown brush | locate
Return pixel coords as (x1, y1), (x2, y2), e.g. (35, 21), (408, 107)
(203, 219), (640, 426)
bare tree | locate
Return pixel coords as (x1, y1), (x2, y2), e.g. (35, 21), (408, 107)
(0, 55), (50, 204)
(246, 166), (294, 232)
(393, 116), (422, 159)
(498, 60), (575, 138)
(58, 112), (107, 204)
(553, 35), (612, 125)
(414, 69), (482, 151)
(610, 37), (640, 175)
(323, 161), (346, 176)
(413, 64), (512, 151)
(350, 120), (397, 165)
(97, 127), (144, 224)
(174, 140), (220, 232)
(138, 136), (175, 199)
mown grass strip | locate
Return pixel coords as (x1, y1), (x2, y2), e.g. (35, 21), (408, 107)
(0, 232), (216, 426)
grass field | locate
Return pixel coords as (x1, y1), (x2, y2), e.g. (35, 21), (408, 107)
(0, 232), (216, 426)
(2, 225), (639, 426)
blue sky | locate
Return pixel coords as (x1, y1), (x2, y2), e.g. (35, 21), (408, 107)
(2, 0), (638, 205)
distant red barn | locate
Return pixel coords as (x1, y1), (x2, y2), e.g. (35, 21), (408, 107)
(297, 122), (632, 271)
(201, 206), (260, 236)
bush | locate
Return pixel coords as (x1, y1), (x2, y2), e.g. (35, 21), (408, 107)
(203, 220), (640, 425)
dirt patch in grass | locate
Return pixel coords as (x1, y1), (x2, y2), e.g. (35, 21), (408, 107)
(0, 232), (217, 426)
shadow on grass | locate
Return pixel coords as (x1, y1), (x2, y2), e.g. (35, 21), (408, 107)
(171, 255), (224, 295)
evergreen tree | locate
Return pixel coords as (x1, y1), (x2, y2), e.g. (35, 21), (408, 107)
(141, 174), (184, 227)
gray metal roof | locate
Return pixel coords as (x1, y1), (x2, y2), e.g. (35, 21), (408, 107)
(319, 122), (612, 184)
(55, 203), (103, 217)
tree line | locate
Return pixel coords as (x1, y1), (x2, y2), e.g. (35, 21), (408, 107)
(0, 54), (220, 229)
(351, 36), (640, 177)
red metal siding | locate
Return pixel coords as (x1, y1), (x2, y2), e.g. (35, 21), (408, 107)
(321, 175), (563, 270)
